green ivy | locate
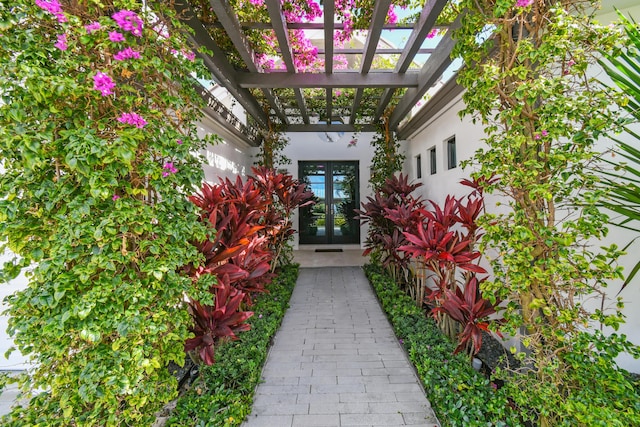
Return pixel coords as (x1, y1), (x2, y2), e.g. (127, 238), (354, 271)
(166, 264), (299, 427)
(0, 1), (215, 425)
(369, 121), (405, 190)
(364, 263), (521, 427)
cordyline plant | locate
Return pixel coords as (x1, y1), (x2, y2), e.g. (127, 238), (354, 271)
(397, 180), (498, 356)
(184, 168), (312, 364)
(252, 166), (314, 271)
(0, 1), (214, 425)
(184, 282), (253, 366)
(356, 173), (423, 288)
(453, 0), (640, 424)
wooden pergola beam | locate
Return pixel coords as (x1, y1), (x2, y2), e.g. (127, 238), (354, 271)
(265, 0), (309, 123)
(209, 0), (288, 125)
(236, 72), (420, 88)
(173, 0), (268, 126)
(388, 16), (462, 130)
(375, 0), (449, 122)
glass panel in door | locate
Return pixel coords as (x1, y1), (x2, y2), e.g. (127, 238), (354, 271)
(299, 161), (359, 245)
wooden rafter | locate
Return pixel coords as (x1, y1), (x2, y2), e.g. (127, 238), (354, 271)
(264, 0), (309, 123)
(348, 0), (392, 126)
(374, 0), (449, 121)
(388, 15), (463, 129)
(173, 0), (268, 126)
(236, 72), (419, 88)
(174, 1), (464, 135)
(209, 0), (288, 125)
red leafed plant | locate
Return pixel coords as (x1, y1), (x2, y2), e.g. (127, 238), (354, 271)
(356, 173), (424, 286)
(396, 179), (501, 356)
(184, 168), (311, 365)
(185, 282), (253, 365)
(252, 166), (314, 270)
(433, 276), (501, 355)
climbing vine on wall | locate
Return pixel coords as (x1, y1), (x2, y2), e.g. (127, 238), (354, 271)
(0, 1), (213, 425)
(369, 117), (405, 190)
(453, 0), (639, 424)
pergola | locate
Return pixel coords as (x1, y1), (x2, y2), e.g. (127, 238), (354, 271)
(173, 0), (463, 145)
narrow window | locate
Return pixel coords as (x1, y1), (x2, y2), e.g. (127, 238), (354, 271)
(447, 136), (457, 170)
(429, 147), (437, 175)
(416, 154), (422, 179)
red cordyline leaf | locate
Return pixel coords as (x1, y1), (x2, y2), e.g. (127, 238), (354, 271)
(434, 276), (500, 355)
(186, 283), (254, 365)
(459, 175), (499, 195)
(455, 196), (484, 232)
(380, 173), (423, 198)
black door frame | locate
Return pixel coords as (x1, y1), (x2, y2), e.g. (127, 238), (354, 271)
(298, 161), (360, 245)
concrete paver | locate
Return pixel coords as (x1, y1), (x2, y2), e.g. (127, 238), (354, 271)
(242, 267), (440, 427)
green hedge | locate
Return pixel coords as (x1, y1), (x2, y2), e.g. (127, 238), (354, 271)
(363, 263), (522, 427)
(166, 264), (299, 427)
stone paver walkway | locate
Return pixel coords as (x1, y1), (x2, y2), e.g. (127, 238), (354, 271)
(242, 267), (440, 427)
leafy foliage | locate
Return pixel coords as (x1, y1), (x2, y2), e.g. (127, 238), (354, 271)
(185, 168), (312, 365)
(364, 263), (521, 427)
(397, 181), (495, 355)
(599, 10), (640, 290)
(453, 0), (639, 424)
(184, 284), (253, 366)
(167, 265), (299, 427)
(368, 121), (406, 190)
(356, 173), (422, 283)
(0, 1), (214, 425)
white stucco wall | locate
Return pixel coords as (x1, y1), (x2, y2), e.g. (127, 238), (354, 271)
(197, 114), (259, 183)
(281, 131), (378, 248)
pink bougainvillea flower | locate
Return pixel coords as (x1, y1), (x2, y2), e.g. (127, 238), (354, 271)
(108, 31), (125, 42)
(516, 0), (534, 7)
(113, 47), (141, 61)
(85, 21), (101, 34)
(162, 162), (178, 177)
(117, 112), (147, 128)
(35, 0), (66, 23)
(177, 139), (183, 144)
(185, 51), (196, 61)
(249, 0), (264, 6)
(54, 33), (67, 51)
(387, 5), (397, 25)
(534, 130), (548, 140)
(93, 71), (115, 96)
(426, 29), (438, 39)
(112, 10), (144, 37)
(112, 194), (120, 201)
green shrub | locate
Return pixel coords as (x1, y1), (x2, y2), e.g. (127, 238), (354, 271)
(166, 264), (299, 427)
(364, 263), (521, 427)
(0, 2), (213, 425)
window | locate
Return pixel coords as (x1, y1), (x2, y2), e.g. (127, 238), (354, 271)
(447, 136), (457, 169)
(429, 147), (437, 175)
(416, 154), (422, 179)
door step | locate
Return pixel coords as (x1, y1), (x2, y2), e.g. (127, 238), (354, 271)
(315, 248), (344, 253)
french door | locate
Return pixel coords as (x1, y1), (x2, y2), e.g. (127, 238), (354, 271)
(299, 161), (360, 245)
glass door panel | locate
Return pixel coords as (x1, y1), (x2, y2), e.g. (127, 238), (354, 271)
(299, 161), (359, 245)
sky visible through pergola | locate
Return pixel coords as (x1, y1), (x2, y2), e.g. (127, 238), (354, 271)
(176, 0), (463, 137)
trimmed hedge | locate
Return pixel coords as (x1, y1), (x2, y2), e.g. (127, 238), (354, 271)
(166, 264), (299, 427)
(364, 263), (522, 427)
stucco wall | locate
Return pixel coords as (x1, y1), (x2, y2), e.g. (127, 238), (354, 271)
(197, 114), (259, 183)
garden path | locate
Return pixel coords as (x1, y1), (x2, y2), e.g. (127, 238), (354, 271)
(242, 266), (440, 427)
